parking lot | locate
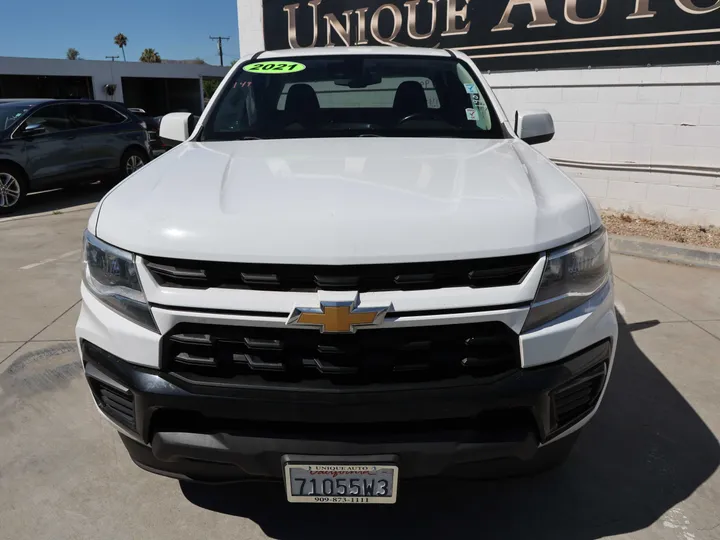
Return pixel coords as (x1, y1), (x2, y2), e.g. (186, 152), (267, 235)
(0, 198), (718, 540)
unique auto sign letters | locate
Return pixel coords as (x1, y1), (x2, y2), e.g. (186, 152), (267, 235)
(262, 0), (720, 70)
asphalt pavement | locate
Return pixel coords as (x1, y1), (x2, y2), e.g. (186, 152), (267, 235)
(0, 207), (718, 540)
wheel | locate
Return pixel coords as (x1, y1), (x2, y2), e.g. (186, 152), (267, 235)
(0, 166), (28, 215)
(120, 148), (147, 180)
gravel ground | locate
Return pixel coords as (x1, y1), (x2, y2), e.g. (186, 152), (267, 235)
(602, 211), (720, 249)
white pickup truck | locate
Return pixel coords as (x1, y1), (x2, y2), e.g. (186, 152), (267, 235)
(76, 46), (617, 504)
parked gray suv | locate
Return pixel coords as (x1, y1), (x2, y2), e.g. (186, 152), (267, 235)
(0, 99), (151, 214)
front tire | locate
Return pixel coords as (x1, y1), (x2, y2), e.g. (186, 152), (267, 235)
(0, 166), (28, 215)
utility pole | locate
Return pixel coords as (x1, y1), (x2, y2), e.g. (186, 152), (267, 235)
(106, 55), (120, 62)
(209, 36), (230, 66)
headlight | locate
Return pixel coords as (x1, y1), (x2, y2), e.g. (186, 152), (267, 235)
(83, 230), (158, 332)
(523, 228), (610, 332)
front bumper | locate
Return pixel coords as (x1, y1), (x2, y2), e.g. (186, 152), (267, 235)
(76, 279), (617, 482)
(80, 337), (612, 482)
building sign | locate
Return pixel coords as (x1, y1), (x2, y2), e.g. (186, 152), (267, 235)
(262, 0), (720, 70)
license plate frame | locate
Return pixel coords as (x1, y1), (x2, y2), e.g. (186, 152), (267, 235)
(284, 462), (399, 504)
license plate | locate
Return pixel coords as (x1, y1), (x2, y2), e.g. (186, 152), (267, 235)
(284, 463), (398, 504)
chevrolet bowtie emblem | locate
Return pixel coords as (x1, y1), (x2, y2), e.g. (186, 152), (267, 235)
(287, 296), (391, 333)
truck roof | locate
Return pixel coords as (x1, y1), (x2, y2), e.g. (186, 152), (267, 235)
(258, 46), (454, 60)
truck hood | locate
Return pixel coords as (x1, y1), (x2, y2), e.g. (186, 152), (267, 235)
(95, 138), (593, 264)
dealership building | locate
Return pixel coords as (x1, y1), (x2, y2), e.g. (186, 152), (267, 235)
(0, 56), (228, 116)
(239, 0), (720, 226)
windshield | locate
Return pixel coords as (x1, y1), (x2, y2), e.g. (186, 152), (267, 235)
(201, 55), (503, 141)
(0, 103), (32, 131)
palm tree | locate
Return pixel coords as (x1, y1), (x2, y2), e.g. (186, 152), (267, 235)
(66, 48), (79, 60)
(114, 33), (128, 61)
(139, 48), (162, 63)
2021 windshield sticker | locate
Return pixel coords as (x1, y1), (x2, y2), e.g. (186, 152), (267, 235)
(243, 61), (306, 74)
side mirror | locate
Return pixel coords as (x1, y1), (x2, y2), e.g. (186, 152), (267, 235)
(159, 112), (194, 147)
(21, 123), (47, 137)
(515, 110), (554, 145)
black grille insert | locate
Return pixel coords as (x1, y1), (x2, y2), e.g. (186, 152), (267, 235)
(551, 362), (607, 432)
(144, 254), (539, 292)
(163, 322), (520, 388)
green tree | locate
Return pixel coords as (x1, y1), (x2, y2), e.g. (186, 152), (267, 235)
(114, 33), (128, 61)
(66, 48), (79, 60)
(202, 79), (221, 102)
(230, 59), (238, 67)
(140, 48), (161, 63)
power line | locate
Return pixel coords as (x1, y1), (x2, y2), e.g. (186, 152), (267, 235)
(209, 36), (231, 66)
(105, 55), (120, 62)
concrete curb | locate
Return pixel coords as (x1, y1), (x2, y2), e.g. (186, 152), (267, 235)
(609, 234), (720, 270)
(0, 203), (97, 224)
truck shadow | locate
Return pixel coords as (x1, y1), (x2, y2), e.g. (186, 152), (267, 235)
(180, 316), (719, 539)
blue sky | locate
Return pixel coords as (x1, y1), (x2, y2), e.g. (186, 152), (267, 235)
(0, 0), (241, 64)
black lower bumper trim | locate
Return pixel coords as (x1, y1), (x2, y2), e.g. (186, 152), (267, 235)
(121, 431), (580, 482)
(83, 340), (611, 481)
(153, 428), (537, 476)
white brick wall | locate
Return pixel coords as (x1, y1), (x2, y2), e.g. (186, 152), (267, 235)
(698, 106), (720, 126)
(553, 122), (595, 141)
(487, 64), (720, 227)
(237, 0), (264, 57)
(597, 86), (637, 103)
(646, 185), (691, 206)
(595, 123), (634, 143)
(608, 181), (648, 201)
(615, 103), (657, 124)
(656, 104), (702, 125)
(694, 146), (720, 167)
(637, 86), (682, 103)
(680, 86), (720, 105)
(562, 87), (599, 102)
(610, 144), (653, 164)
(633, 124), (676, 146)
